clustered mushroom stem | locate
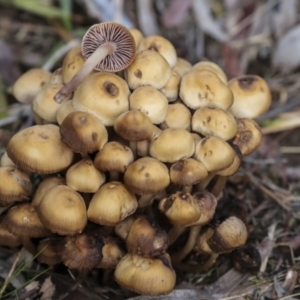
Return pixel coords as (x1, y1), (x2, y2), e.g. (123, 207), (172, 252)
(210, 176), (228, 197)
(182, 185), (193, 193)
(21, 237), (37, 255)
(168, 226), (186, 245)
(129, 141), (137, 159)
(109, 171), (119, 181)
(54, 42), (117, 103)
(171, 226), (202, 263)
(138, 194), (155, 208)
(195, 172), (216, 192)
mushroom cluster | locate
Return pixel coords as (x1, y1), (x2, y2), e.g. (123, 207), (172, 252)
(0, 22), (271, 296)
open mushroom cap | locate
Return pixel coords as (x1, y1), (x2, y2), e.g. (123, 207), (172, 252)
(6, 124), (74, 174)
(138, 35), (177, 67)
(72, 72), (130, 126)
(114, 253), (176, 296)
(192, 107), (238, 141)
(12, 68), (51, 104)
(192, 61), (228, 84)
(150, 128), (195, 163)
(124, 157), (170, 195)
(180, 69), (233, 110)
(66, 158), (106, 193)
(60, 111), (108, 153)
(125, 50), (172, 90)
(173, 58), (192, 77)
(37, 185), (87, 236)
(0, 166), (32, 206)
(129, 86), (168, 124)
(87, 181), (138, 226)
(229, 75), (271, 118)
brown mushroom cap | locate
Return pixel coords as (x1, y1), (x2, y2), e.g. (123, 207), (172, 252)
(6, 124), (74, 174)
(124, 157), (170, 195)
(87, 181), (138, 226)
(0, 218), (22, 248)
(0, 166), (32, 206)
(60, 111), (108, 153)
(72, 72), (130, 126)
(229, 75), (272, 118)
(192, 61), (228, 84)
(37, 185), (87, 236)
(12, 68), (51, 104)
(114, 253), (176, 296)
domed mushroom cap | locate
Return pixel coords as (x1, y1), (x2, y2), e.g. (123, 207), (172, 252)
(94, 141), (134, 173)
(66, 158), (106, 193)
(138, 35), (177, 67)
(87, 181), (138, 226)
(159, 69), (181, 102)
(126, 216), (169, 258)
(233, 118), (262, 156)
(37, 185), (87, 236)
(114, 253), (176, 296)
(229, 75), (271, 118)
(4, 203), (50, 238)
(60, 111), (108, 153)
(124, 157), (170, 195)
(150, 128), (195, 163)
(61, 45), (85, 84)
(0, 167), (32, 206)
(194, 136), (235, 172)
(72, 72), (130, 126)
(129, 86), (168, 124)
(32, 176), (65, 209)
(192, 61), (228, 84)
(82, 22), (136, 72)
(173, 57), (192, 77)
(125, 50), (172, 90)
(12, 68), (51, 104)
(129, 28), (144, 48)
(192, 107), (238, 141)
(6, 124), (74, 174)
(180, 69), (233, 110)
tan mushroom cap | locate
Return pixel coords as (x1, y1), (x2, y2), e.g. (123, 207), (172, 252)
(60, 111), (108, 154)
(61, 45), (85, 84)
(50, 67), (63, 85)
(66, 158), (106, 193)
(125, 50), (172, 90)
(126, 216), (169, 258)
(32, 176), (65, 208)
(87, 181), (138, 226)
(115, 215), (137, 240)
(217, 144), (242, 176)
(173, 57), (192, 77)
(194, 136), (235, 172)
(0, 219), (22, 248)
(192, 107), (238, 140)
(192, 61), (228, 84)
(94, 141), (134, 173)
(180, 69), (233, 110)
(160, 102), (191, 131)
(159, 69), (181, 102)
(0, 166), (32, 206)
(4, 203), (50, 238)
(12, 68), (51, 104)
(56, 100), (74, 125)
(36, 238), (62, 266)
(114, 253), (176, 296)
(37, 185), (87, 236)
(150, 128), (195, 163)
(170, 158), (208, 186)
(233, 118), (262, 156)
(129, 86), (168, 124)
(124, 157), (170, 195)
(129, 28), (144, 48)
(138, 35), (177, 67)
(32, 84), (70, 123)
(72, 72), (130, 126)
(6, 124), (74, 174)
(159, 191), (201, 226)
(229, 75), (272, 118)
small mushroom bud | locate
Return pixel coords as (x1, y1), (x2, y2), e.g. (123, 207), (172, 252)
(159, 70), (181, 102)
(114, 253), (176, 296)
(126, 216), (169, 258)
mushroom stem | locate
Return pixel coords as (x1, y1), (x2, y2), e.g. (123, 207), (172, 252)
(54, 42), (116, 103)
(109, 171), (119, 181)
(182, 185), (193, 193)
(168, 226), (186, 245)
(21, 237), (37, 255)
(138, 194), (154, 208)
(210, 176), (227, 197)
(195, 172), (216, 192)
(171, 226), (201, 263)
(173, 253), (219, 272)
(129, 141), (137, 159)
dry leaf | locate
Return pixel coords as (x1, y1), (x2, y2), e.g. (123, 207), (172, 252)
(40, 277), (56, 300)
